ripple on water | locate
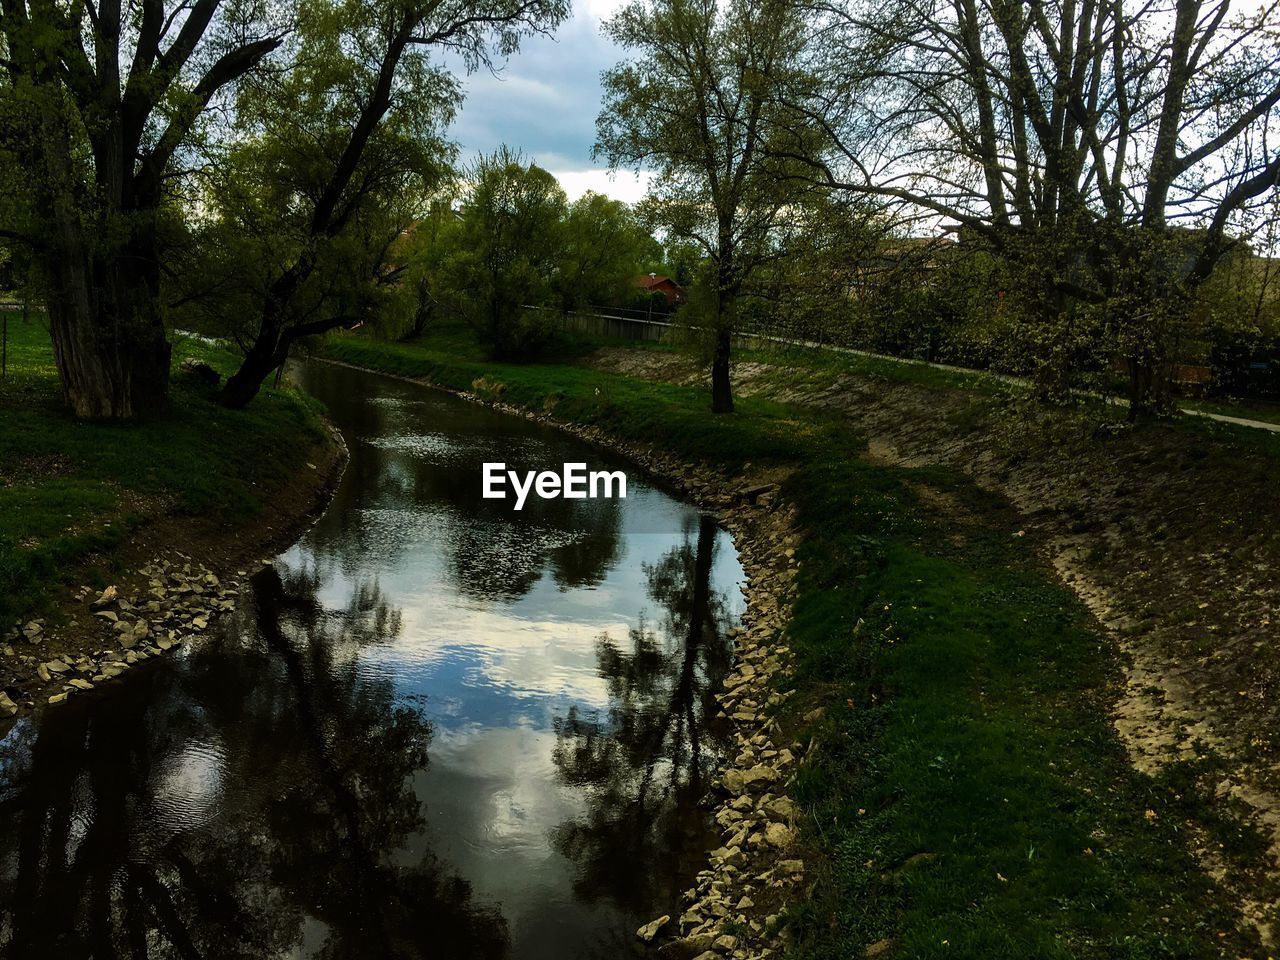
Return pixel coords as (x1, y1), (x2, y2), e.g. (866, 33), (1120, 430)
(363, 432), (557, 464)
(146, 737), (228, 834)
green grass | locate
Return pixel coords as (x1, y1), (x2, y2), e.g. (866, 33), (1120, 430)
(321, 322), (1271, 958)
(0, 314), (329, 629)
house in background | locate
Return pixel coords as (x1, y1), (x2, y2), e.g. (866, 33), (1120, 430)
(633, 273), (686, 307)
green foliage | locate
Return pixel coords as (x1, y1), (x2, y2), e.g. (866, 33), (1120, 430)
(441, 148), (569, 358)
(597, 0), (829, 410)
(556, 192), (659, 312)
(170, 0), (460, 347)
(0, 313), (328, 629)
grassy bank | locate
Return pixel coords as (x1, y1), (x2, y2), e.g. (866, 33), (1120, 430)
(0, 314), (330, 631)
(319, 325), (1269, 958)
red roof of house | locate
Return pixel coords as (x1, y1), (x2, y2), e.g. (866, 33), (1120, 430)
(634, 274), (681, 291)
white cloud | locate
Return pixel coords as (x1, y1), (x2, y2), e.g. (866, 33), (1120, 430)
(551, 168), (654, 203)
(443, 0), (655, 204)
(580, 0), (629, 22)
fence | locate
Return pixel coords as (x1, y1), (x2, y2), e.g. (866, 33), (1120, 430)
(546, 305), (844, 354)
(558, 309), (675, 343)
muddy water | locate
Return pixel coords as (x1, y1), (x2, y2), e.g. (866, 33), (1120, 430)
(0, 360), (743, 959)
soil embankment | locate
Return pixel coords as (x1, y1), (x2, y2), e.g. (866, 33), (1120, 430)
(592, 344), (1280, 932)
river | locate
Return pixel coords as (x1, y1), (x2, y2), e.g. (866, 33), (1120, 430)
(0, 360), (744, 959)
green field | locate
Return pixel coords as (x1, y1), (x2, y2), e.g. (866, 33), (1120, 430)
(0, 314), (329, 630)
(319, 323), (1272, 958)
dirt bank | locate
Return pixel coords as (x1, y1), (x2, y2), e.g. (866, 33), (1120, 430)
(0, 424), (346, 721)
(591, 344), (1280, 934)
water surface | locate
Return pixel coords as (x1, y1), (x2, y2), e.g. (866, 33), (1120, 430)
(0, 360), (743, 959)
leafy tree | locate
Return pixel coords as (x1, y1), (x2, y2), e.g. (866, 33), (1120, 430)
(554, 192), (656, 313)
(442, 147), (568, 358)
(214, 0), (568, 408)
(596, 0), (820, 412)
(398, 195), (463, 340)
(0, 0), (287, 417)
(792, 0), (1280, 414)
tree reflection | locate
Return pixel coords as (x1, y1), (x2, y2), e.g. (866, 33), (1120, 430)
(292, 360), (624, 604)
(0, 567), (508, 960)
(550, 515), (733, 913)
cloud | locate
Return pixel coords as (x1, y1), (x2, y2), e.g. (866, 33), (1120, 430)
(444, 0), (648, 204)
(550, 168), (654, 203)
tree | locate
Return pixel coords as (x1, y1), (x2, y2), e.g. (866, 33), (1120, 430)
(792, 0), (1280, 414)
(0, 0), (287, 417)
(554, 192), (656, 313)
(215, 0), (568, 408)
(399, 195), (463, 340)
(442, 147), (568, 358)
(595, 0), (819, 412)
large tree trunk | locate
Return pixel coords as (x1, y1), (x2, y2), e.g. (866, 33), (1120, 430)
(33, 94), (172, 419)
(711, 326), (733, 414)
(711, 246), (736, 415)
(221, 328), (286, 409)
(44, 234), (171, 419)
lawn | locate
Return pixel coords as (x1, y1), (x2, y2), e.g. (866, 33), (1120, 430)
(318, 323), (1271, 958)
(0, 313), (330, 630)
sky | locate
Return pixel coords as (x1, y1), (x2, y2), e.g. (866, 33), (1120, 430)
(445, 0), (654, 204)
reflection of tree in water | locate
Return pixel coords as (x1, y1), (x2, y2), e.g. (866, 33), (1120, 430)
(298, 358), (624, 603)
(551, 515), (734, 914)
(0, 567), (508, 960)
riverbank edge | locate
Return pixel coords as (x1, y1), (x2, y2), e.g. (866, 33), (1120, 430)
(311, 355), (803, 959)
(0, 420), (349, 724)
(314, 333), (1275, 958)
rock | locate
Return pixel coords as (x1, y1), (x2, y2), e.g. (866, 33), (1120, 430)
(91, 586), (118, 608)
(658, 934), (717, 960)
(94, 610), (119, 622)
(44, 659), (70, 674)
(180, 358), (221, 386)
(776, 859), (804, 876)
(637, 916), (670, 942)
(865, 939), (895, 957)
(0, 691), (17, 715)
(69, 678), (93, 691)
(48, 692), (69, 704)
(764, 823), (793, 848)
(716, 808), (745, 828)
(713, 934), (738, 951)
(763, 797), (798, 822)
(722, 764), (778, 796)
(36, 663), (51, 682)
(744, 764), (779, 788)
